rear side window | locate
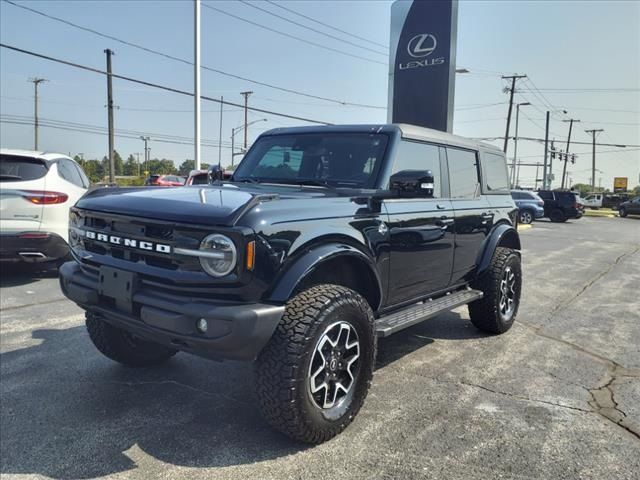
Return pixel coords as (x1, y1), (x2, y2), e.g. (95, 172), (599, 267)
(191, 173), (209, 185)
(0, 154), (48, 182)
(481, 152), (510, 193)
(446, 148), (480, 198)
(538, 190), (553, 200)
(511, 191), (523, 200)
(392, 140), (441, 197)
(57, 159), (84, 187)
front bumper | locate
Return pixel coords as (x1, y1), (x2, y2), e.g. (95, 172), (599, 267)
(59, 261), (284, 361)
(0, 232), (69, 263)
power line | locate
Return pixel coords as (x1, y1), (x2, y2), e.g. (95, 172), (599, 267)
(238, 0), (387, 57)
(0, 43), (332, 125)
(265, 0), (388, 49)
(2, 0), (383, 109)
(202, 2), (386, 66)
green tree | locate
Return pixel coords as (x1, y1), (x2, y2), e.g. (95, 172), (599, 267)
(178, 159), (209, 175)
(124, 154), (139, 176)
(81, 159), (103, 183)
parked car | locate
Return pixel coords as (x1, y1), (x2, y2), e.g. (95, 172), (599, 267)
(144, 174), (184, 186)
(59, 123), (522, 443)
(582, 193), (603, 209)
(618, 196), (640, 217)
(510, 190), (544, 224)
(186, 168), (232, 185)
(537, 190), (584, 222)
(0, 149), (89, 263)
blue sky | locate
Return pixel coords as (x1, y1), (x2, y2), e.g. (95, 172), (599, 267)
(1, 0), (638, 188)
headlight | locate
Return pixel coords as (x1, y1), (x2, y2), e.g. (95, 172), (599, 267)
(199, 234), (237, 277)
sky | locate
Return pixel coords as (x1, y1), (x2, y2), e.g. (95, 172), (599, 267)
(0, 0), (638, 189)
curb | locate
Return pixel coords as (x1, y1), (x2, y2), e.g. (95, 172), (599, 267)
(517, 224), (533, 231)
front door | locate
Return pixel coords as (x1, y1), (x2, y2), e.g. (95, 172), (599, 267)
(384, 140), (454, 306)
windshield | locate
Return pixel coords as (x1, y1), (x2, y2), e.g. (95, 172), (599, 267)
(233, 133), (389, 188)
(0, 154), (48, 182)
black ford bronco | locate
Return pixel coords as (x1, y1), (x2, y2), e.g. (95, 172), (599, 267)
(59, 124), (522, 443)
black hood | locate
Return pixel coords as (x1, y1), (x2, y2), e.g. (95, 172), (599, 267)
(76, 184), (342, 226)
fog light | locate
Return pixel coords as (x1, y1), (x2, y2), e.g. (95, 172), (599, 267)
(196, 318), (208, 333)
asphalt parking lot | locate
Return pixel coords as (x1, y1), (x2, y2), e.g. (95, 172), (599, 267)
(1, 216), (639, 480)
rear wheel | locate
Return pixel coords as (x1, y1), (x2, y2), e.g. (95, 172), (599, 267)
(549, 209), (566, 222)
(86, 312), (177, 367)
(255, 284), (375, 444)
(519, 209), (534, 224)
(469, 247), (521, 334)
(619, 207), (627, 218)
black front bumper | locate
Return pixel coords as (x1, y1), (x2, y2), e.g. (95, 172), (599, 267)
(0, 232), (69, 262)
(59, 261), (284, 361)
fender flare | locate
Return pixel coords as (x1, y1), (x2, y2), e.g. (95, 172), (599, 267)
(266, 242), (383, 309)
(476, 223), (521, 278)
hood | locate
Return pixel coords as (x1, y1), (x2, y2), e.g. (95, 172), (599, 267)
(76, 184), (341, 226)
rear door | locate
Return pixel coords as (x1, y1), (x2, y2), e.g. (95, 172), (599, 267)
(384, 140), (455, 305)
(0, 154), (48, 234)
(446, 147), (492, 284)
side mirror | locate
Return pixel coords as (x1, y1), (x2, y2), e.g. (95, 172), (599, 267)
(208, 164), (224, 183)
(389, 169), (435, 198)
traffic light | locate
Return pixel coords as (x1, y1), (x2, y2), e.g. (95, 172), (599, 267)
(571, 154), (576, 164)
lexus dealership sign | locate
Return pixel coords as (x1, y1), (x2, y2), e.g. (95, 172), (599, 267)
(388, 0), (458, 132)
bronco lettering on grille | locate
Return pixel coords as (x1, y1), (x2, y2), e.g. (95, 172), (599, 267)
(84, 230), (171, 254)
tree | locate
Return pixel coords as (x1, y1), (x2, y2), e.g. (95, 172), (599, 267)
(81, 159), (103, 183)
(178, 159), (209, 175)
(124, 154), (139, 176)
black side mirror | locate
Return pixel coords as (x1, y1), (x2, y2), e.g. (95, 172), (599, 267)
(390, 169), (435, 197)
(208, 164), (224, 184)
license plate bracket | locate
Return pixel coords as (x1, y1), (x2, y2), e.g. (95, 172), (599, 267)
(99, 266), (137, 313)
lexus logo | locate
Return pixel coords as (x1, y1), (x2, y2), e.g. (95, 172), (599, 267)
(407, 33), (437, 58)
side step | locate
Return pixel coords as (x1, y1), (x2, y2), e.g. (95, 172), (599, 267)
(375, 289), (483, 338)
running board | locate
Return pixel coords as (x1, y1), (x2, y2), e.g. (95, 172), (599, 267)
(375, 289), (484, 337)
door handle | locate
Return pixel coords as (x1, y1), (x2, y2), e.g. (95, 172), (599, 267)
(436, 204), (447, 210)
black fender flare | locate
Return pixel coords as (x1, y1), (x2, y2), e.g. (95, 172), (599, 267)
(476, 223), (521, 278)
(266, 242), (383, 309)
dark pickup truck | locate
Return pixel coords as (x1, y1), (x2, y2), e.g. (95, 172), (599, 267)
(59, 124), (522, 443)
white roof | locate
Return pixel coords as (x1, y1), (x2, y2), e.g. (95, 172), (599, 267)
(0, 148), (73, 162)
(396, 123), (502, 153)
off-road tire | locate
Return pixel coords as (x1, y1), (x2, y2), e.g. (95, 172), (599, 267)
(519, 209), (534, 224)
(549, 209), (566, 223)
(86, 312), (177, 367)
(255, 284), (376, 444)
(619, 207), (628, 218)
(469, 247), (521, 334)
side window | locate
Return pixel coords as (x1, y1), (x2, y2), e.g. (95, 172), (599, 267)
(73, 162), (90, 188)
(481, 152), (510, 192)
(391, 140), (441, 197)
(538, 191), (553, 200)
(511, 192), (523, 200)
(446, 148), (480, 198)
(57, 159), (83, 187)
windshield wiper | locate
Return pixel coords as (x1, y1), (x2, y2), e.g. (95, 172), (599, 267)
(293, 179), (333, 188)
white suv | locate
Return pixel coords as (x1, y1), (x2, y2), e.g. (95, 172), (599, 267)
(0, 149), (89, 263)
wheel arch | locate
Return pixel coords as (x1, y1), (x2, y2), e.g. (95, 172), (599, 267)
(475, 223), (521, 278)
(266, 242), (383, 312)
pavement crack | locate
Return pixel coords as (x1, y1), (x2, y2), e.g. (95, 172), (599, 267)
(458, 379), (591, 413)
(547, 246), (639, 319)
(588, 366), (640, 441)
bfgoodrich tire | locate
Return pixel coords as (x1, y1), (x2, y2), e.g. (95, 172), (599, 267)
(86, 312), (177, 367)
(469, 247), (522, 334)
(255, 284), (376, 444)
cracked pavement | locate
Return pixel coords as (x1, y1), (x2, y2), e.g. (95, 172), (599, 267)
(1, 216), (639, 479)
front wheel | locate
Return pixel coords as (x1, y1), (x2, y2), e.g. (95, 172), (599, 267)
(469, 247), (522, 334)
(619, 207), (628, 218)
(549, 209), (566, 223)
(519, 209), (534, 224)
(255, 284), (376, 444)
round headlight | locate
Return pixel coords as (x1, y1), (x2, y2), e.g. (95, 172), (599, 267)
(199, 234), (237, 277)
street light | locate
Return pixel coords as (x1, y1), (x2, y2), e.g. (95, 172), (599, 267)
(231, 118), (267, 166)
(512, 102), (530, 187)
(139, 136), (150, 175)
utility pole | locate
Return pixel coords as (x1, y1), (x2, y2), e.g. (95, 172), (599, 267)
(512, 102), (530, 187)
(240, 91), (253, 150)
(194, 0), (201, 170)
(218, 96), (223, 169)
(104, 49), (115, 184)
(535, 163), (540, 190)
(549, 140), (556, 189)
(561, 118), (579, 189)
(231, 127), (236, 167)
(501, 74), (527, 154)
(585, 129), (604, 192)
(135, 152), (141, 176)
(140, 136), (149, 176)
(542, 111), (550, 189)
(29, 77), (47, 150)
